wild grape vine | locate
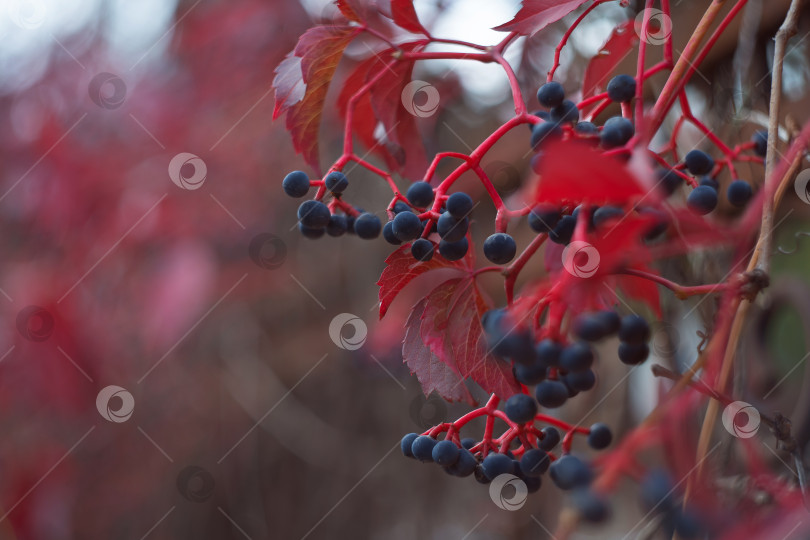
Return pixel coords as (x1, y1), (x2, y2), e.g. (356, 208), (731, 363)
(273, 0), (810, 537)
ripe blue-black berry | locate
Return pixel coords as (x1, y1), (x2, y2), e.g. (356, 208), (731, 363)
(573, 312), (609, 341)
(481, 453), (514, 480)
(283, 170), (310, 198)
(699, 176), (719, 189)
(432, 440), (460, 466)
(595, 310), (621, 335)
(640, 469), (676, 512)
(299, 224), (324, 239)
(587, 423), (612, 449)
(600, 116), (635, 149)
(537, 81), (565, 108)
(657, 168), (683, 196)
(549, 454), (593, 490)
(411, 435), (438, 462)
(383, 221), (401, 245)
(574, 121), (598, 136)
(687, 185), (718, 215)
(531, 122), (563, 149)
(298, 200), (331, 229)
(504, 393), (538, 424)
(345, 214), (356, 234)
(326, 215), (348, 237)
(672, 507), (703, 538)
(437, 212), (468, 242)
(353, 212), (382, 239)
(411, 238), (434, 261)
(550, 215), (576, 244)
(515, 361), (548, 385)
(483, 233), (517, 265)
(535, 380), (568, 408)
(489, 327), (535, 365)
(571, 488), (610, 522)
(619, 314), (650, 343)
(324, 171), (348, 194)
(592, 206), (624, 228)
(752, 130), (767, 157)
(522, 475), (542, 493)
(528, 204), (562, 233)
(520, 448), (550, 477)
(446, 192), (473, 219)
(564, 369), (596, 392)
(460, 438), (477, 450)
(406, 181), (435, 208)
(639, 207), (669, 240)
(438, 237), (468, 261)
(392, 211), (422, 241)
(727, 179), (753, 208)
(684, 149), (714, 175)
(618, 342), (649, 365)
(401, 433), (419, 458)
(607, 74), (636, 103)
(446, 448), (477, 477)
(536, 339), (562, 367)
(560, 342), (594, 372)
(550, 99), (579, 124)
(539, 427), (560, 450)
(393, 201), (411, 214)
(528, 110), (550, 131)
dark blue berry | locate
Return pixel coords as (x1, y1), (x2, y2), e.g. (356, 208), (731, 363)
(571, 488), (610, 522)
(353, 212), (382, 239)
(684, 149), (714, 175)
(727, 179), (753, 208)
(393, 201), (411, 214)
(618, 342), (649, 365)
(752, 130), (767, 157)
(535, 380), (568, 408)
(550, 215), (576, 244)
(528, 110), (550, 131)
(687, 185), (718, 215)
(538, 427), (560, 451)
(618, 314), (650, 343)
(639, 207), (669, 240)
(392, 211), (423, 241)
(283, 171), (310, 198)
(550, 99), (579, 124)
(504, 393), (538, 424)
(528, 204), (561, 233)
(515, 361), (548, 385)
(607, 74), (636, 103)
(460, 438), (477, 450)
(531, 122), (563, 149)
(520, 449), (550, 477)
(432, 440), (460, 466)
(438, 237), (468, 261)
(401, 433), (419, 458)
(574, 121), (598, 136)
(573, 313), (609, 341)
(587, 423), (612, 449)
(437, 212), (468, 242)
(383, 221), (401, 245)
(640, 469), (676, 512)
(592, 206), (624, 228)
(490, 328), (535, 365)
(483, 233), (517, 265)
(411, 435), (438, 462)
(523, 475), (542, 493)
(595, 310), (621, 335)
(299, 224), (325, 239)
(672, 507), (703, 538)
(560, 342), (594, 372)
(326, 214), (348, 237)
(406, 181), (435, 208)
(298, 200), (331, 229)
(536, 339), (562, 367)
(600, 116), (634, 149)
(345, 214), (356, 234)
(564, 369), (596, 391)
(549, 454), (593, 490)
(446, 448), (477, 477)
(537, 81), (565, 108)
(324, 171), (348, 194)
(699, 176), (719, 189)
(411, 238), (434, 261)
(446, 192), (474, 219)
(657, 168), (683, 196)
(481, 453), (514, 480)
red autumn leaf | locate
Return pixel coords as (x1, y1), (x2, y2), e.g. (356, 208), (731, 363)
(272, 52), (306, 119)
(612, 268), (662, 317)
(581, 20), (638, 117)
(493, 0), (589, 36)
(391, 0), (429, 34)
(403, 297), (475, 404)
(377, 241), (470, 319)
(534, 140), (653, 205)
(272, 25), (360, 173)
(335, 0), (363, 22)
(421, 278), (521, 399)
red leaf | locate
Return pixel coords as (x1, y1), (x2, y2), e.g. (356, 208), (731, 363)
(377, 242), (469, 319)
(335, 0), (363, 22)
(403, 297), (475, 404)
(493, 0), (589, 36)
(391, 0), (428, 34)
(612, 269), (662, 317)
(272, 25), (360, 173)
(581, 20), (638, 116)
(272, 52), (305, 120)
(421, 278), (521, 399)
(534, 140), (654, 205)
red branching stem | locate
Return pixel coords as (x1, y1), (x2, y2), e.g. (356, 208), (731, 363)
(504, 234), (547, 305)
(423, 152), (473, 184)
(493, 51), (527, 115)
(402, 51), (492, 62)
(634, 0), (654, 132)
(620, 268), (731, 299)
(548, 0), (609, 81)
